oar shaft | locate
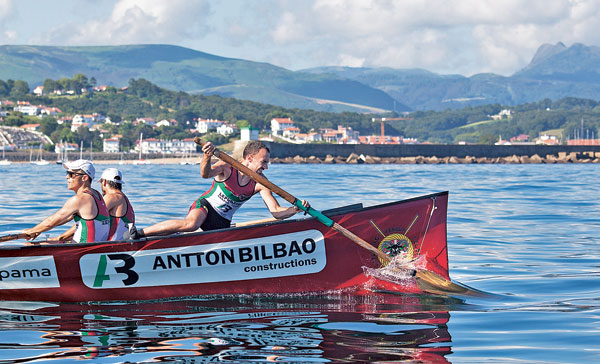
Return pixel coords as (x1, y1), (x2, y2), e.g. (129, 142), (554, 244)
(0, 233), (28, 243)
(332, 222), (391, 262)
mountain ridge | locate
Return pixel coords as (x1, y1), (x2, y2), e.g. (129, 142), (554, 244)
(2, 42), (600, 112)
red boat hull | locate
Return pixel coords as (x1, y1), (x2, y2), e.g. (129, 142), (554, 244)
(0, 192), (449, 302)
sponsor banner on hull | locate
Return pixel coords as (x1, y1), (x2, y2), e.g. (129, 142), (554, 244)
(0, 256), (60, 289)
(80, 229), (327, 289)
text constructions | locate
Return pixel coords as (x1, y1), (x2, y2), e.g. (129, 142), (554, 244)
(79, 229), (327, 289)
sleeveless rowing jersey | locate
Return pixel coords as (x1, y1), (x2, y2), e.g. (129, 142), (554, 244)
(197, 166), (257, 221)
(107, 192), (135, 241)
(73, 189), (110, 243)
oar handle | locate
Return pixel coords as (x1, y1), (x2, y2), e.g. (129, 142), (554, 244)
(194, 137), (390, 262)
(0, 233), (29, 243)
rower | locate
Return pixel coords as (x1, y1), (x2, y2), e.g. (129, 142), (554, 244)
(99, 167), (136, 241)
(128, 141), (310, 238)
(23, 159), (110, 243)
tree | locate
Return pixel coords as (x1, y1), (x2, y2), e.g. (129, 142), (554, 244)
(39, 117), (58, 136)
(479, 134), (499, 144)
(236, 120), (250, 128)
(43, 79), (60, 94)
(0, 80), (9, 96)
(10, 80), (30, 96)
(73, 73), (89, 93)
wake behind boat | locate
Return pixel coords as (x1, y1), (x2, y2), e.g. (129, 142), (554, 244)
(0, 192), (453, 302)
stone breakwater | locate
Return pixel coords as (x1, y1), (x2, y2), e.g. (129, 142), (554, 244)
(263, 143), (600, 164)
(270, 152), (600, 164)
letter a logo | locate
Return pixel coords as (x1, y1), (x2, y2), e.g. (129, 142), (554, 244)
(93, 255), (110, 287)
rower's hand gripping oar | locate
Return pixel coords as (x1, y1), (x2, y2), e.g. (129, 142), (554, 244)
(194, 137), (391, 263)
(194, 138), (477, 296)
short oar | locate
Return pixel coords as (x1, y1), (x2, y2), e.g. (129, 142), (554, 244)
(194, 138), (474, 296)
(0, 233), (29, 243)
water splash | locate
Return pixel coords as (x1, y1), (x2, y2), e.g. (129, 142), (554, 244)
(363, 255), (427, 285)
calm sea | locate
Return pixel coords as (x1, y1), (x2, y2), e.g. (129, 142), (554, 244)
(0, 163), (599, 363)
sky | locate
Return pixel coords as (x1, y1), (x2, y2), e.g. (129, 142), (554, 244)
(1, 0), (600, 76)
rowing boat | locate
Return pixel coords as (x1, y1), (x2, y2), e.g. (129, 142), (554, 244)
(0, 192), (450, 302)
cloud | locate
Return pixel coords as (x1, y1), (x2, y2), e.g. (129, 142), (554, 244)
(0, 6), (19, 43)
(0, 0), (15, 20)
(38, 0), (213, 45)
(256, 0), (600, 75)
(6, 0), (600, 76)
(0, 0), (16, 41)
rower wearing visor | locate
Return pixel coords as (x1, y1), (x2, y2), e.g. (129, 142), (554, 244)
(98, 167), (136, 241)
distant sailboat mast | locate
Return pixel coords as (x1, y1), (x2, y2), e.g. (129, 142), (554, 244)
(139, 133), (143, 161)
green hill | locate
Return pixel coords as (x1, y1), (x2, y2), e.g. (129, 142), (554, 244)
(0, 44), (406, 113)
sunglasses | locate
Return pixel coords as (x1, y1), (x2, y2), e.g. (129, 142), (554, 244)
(66, 171), (87, 178)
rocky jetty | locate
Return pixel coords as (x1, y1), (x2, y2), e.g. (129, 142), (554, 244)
(270, 152), (600, 164)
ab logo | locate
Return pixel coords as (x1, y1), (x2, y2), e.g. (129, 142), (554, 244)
(93, 254), (139, 287)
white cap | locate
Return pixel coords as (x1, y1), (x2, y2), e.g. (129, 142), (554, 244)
(100, 167), (124, 184)
(64, 159), (95, 179)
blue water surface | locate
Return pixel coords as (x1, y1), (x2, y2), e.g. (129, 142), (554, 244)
(0, 162), (599, 363)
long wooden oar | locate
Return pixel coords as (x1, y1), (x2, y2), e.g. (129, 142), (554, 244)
(194, 138), (477, 296)
(194, 137), (390, 262)
(0, 233), (29, 243)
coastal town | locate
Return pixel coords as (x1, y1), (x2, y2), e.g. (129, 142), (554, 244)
(1, 80), (600, 164)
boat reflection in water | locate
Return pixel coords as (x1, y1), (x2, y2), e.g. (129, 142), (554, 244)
(0, 293), (456, 363)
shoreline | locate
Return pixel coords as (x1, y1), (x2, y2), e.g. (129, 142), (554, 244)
(4, 152), (600, 165)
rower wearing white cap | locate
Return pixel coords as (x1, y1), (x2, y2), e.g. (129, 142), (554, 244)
(23, 159), (110, 243)
(99, 167), (136, 241)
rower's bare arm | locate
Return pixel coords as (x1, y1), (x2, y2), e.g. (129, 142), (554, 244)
(200, 156), (229, 179)
(200, 141), (227, 178)
(258, 186), (307, 220)
(47, 225), (76, 242)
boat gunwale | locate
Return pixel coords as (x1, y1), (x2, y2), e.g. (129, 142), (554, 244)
(1, 191), (449, 251)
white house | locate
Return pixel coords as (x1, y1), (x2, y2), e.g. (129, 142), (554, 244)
(217, 123), (237, 136)
(135, 117), (156, 126)
(14, 103), (40, 116)
(196, 118), (225, 133)
(155, 119), (178, 128)
(295, 132), (322, 143)
(39, 106), (61, 117)
(491, 109), (513, 120)
(55, 142), (79, 154)
(336, 125), (360, 144)
(136, 138), (196, 154)
(71, 113), (106, 131)
(103, 138), (120, 153)
(270, 118), (295, 135)
(33, 86), (44, 96)
(282, 126), (301, 138)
